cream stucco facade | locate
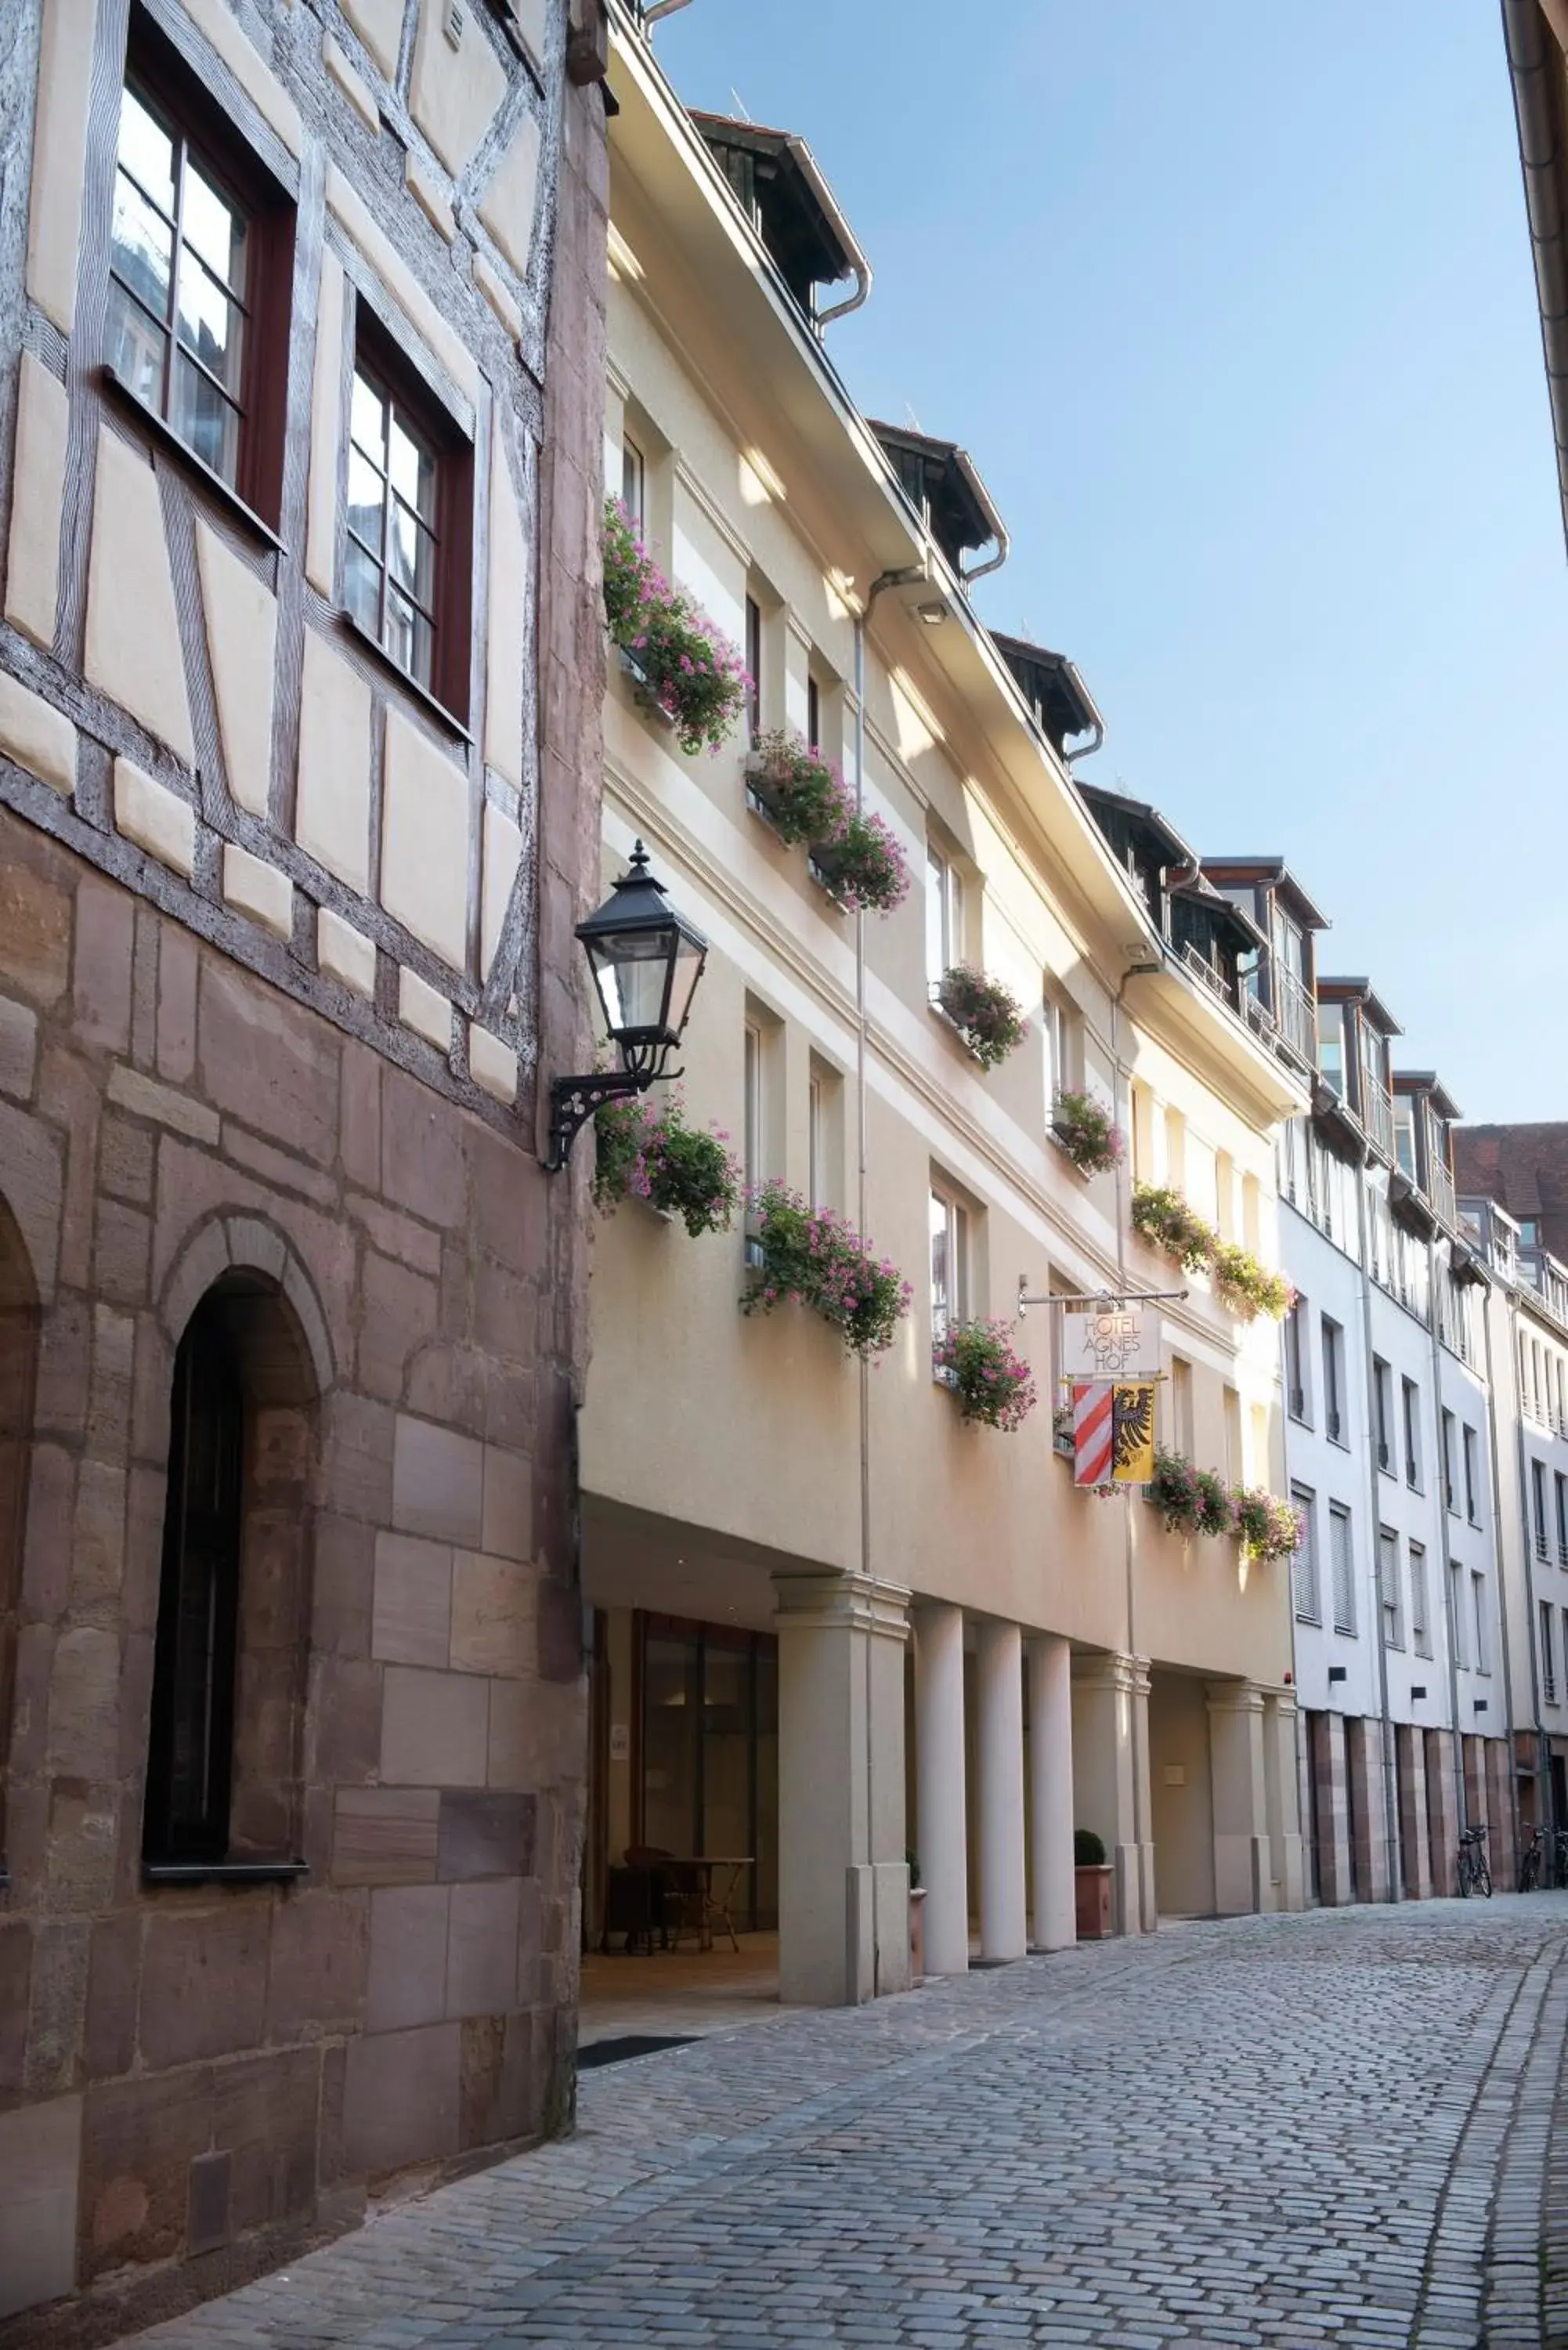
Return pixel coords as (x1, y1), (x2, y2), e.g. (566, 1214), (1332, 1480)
(579, 7), (1310, 2005)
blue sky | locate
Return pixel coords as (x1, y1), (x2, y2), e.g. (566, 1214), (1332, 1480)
(649, 1), (1568, 1122)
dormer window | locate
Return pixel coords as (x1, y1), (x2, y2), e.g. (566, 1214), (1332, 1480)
(689, 114), (868, 331)
(1394, 1097), (1416, 1180)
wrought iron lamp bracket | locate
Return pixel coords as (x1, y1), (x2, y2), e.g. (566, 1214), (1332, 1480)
(546, 1065), (681, 1173)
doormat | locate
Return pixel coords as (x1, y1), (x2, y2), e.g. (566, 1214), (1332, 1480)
(577, 2034), (699, 2070)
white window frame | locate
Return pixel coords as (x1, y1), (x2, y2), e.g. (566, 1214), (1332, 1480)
(929, 1185), (967, 1351)
(620, 432), (645, 528)
(925, 844), (963, 994)
(1330, 1503), (1356, 1637)
(1291, 1487), (1320, 1625)
(1378, 1524), (1403, 1651)
(1410, 1540), (1430, 1660)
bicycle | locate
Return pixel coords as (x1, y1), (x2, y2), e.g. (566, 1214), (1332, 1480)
(1458, 1824), (1492, 1899)
(1555, 1830), (1568, 1889)
(1520, 1824), (1548, 1892)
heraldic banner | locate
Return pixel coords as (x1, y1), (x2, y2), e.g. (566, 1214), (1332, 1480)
(1072, 1379), (1157, 1487)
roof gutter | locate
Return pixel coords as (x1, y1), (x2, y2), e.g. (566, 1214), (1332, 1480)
(1503, 0), (1568, 558)
(640, 1), (695, 22)
(783, 133), (873, 326)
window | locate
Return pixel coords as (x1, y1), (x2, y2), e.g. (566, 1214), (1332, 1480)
(1292, 1488), (1320, 1623)
(1441, 1410), (1456, 1512)
(1401, 1378), (1421, 1489)
(1130, 1082), (1154, 1180)
(1542, 1602), (1557, 1705)
(1450, 1561), (1467, 1668)
(1463, 1424), (1479, 1524)
(1322, 1317), (1346, 1444)
(926, 844), (963, 992)
(1472, 1574), (1489, 1676)
(1373, 1358), (1393, 1472)
(1557, 1473), (1568, 1567)
(620, 432), (645, 528)
(107, 31), (291, 521)
(1317, 1007), (1344, 1097)
(1520, 1218), (1541, 1249)
(1223, 1385), (1243, 1485)
(742, 1021), (764, 1194)
(143, 1272), (314, 1871)
(1410, 1541), (1430, 1659)
(1394, 1097), (1416, 1180)
(1164, 1105), (1187, 1191)
(744, 595), (762, 739)
(1534, 1459), (1550, 1562)
(1171, 1355), (1194, 1458)
(929, 1187), (966, 1348)
(1284, 1296), (1310, 1423)
(1378, 1524), (1402, 1649)
(1215, 1148), (1235, 1239)
(345, 320), (472, 718)
(807, 673), (822, 754)
(1330, 1503), (1356, 1636)
(1042, 987), (1082, 1112)
(807, 1057), (841, 1213)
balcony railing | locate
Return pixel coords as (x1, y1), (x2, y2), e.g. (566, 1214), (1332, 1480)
(1271, 964), (1317, 1063)
(1182, 941), (1233, 1009)
(1428, 1158), (1457, 1230)
(1361, 1076), (1396, 1162)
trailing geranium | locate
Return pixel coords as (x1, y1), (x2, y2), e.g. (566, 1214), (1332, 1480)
(742, 1180), (911, 1358)
(1130, 1181), (1218, 1274)
(933, 1317), (1037, 1431)
(810, 808), (910, 916)
(1231, 1484), (1306, 1564)
(1211, 1241), (1295, 1324)
(746, 729), (846, 846)
(935, 967), (1028, 1072)
(592, 1091), (741, 1238)
(1147, 1448), (1239, 1541)
(1053, 1089), (1125, 1176)
(601, 500), (750, 757)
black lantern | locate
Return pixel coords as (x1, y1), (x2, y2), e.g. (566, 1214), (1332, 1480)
(546, 842), (709, 1171)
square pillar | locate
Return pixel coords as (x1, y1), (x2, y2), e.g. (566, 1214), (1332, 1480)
(976, 1619), (1026, 1963)
(1071, 1652), (1154, 1934)
(1262, 1690), (1305, 1912)
(1463, 1734), (1487, 1836)
(1028, 1635), (1075, 1951)
(914, 1602), (968, 1977)
(1426, 1727), (1461, 1897)
(1346, 1716), (1393, 1902)
(1310, 1712), (1355, 1906)
(1396, 1726), (1433, 1901)
(1206, 1681), (1270, 1914)
(773, 1571), (911, 2006)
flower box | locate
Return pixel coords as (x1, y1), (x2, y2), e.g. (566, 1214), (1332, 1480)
(1052, 1090), (1125, 1177)
(593, 1092), (741, 1238)
(602, 499), (750, 756)
(931, 1317), (1037, 1432)
(807, 811), (909, 916)
(744, 732), (846, 847)
(932, 967), (1028, 1072)
(741, 1180), (911, 1358)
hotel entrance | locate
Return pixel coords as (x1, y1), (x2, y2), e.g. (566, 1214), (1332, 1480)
(588, 1608), (779, 1947)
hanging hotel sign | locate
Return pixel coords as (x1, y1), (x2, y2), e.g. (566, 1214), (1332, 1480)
(1064, 1303), (1161, 1382)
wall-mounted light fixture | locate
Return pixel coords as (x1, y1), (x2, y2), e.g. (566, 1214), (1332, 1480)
(545, 841), (709, 1173)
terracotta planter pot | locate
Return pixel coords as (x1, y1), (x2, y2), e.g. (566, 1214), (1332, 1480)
(908, 1885), (927, 1987)
(1075, 1863), (1113, 1940)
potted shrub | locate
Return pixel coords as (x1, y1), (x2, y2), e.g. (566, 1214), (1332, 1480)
(1074, 1826), (1113, 1940)
(1146, 1448), (1204, 1542)
(601, 500), (750, 756)
(808, 808), (910, 915)
(745, 728), (845, 846)
(1231, 1485), (1306, 1564)
(1129, 1180), (1217, 1273)
(593, 1092), (741, 1238)
(741, 1179), (911, 1358)
(1052, 1088), (1125, 1176)
(934, 966), (1028, 1070)
(932, 1316), (1037, 1431)
(1211, 1241), (1295, 1323)
(907, 1849), (926, 1987)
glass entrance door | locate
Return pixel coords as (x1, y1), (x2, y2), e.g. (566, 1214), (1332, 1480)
(637, 1613), (779, 1929)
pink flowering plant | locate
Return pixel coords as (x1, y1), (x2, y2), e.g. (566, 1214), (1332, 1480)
(1130, 1181), (1219, 1274)
(1211, 1241), (1295, 1324)
(592, 1091), (741, 1238)
(933, 1317), (1037, 1431)
(810, 808), (910, 916)
(1231, 1485), (1306, 1565)
(602, 501), (750, 757)
(1053, 1089), (1125, 1175)
(1147, 1450), (1238, 1540)
(935, 967), (1029, 1072)
(742, 1180), (911, 1358)
(746, 729), (847, 847)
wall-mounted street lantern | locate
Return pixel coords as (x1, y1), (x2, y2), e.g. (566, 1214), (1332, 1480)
(546, 841), (709, 1172)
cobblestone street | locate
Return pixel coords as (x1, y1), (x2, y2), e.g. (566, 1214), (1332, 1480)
(128, 1898), (1568, 2350)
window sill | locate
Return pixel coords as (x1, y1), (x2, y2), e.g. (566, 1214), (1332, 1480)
(1046, 1126), (1095, 1183)
(1328, 1433), (1353, 1453)
(339, 610), (472, 743)
(103, 364), (287, 556)
(143, 1858), (309, 1888)
(1286, 1409), (1313, 1431)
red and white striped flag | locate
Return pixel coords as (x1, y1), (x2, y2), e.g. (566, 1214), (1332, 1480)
(1072, 1380), (1115, 1488)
